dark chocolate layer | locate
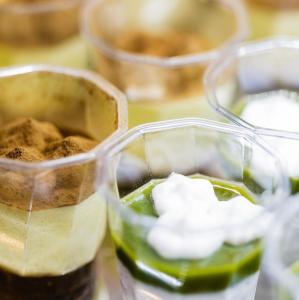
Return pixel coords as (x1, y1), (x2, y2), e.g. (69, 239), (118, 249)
(0, 261), (97, 300)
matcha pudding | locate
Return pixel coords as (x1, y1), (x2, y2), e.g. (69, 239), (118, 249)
(111, 173), (266, 300)
(102, 118), (287, 300)
(205, 39), (299, 195)
(82, 0), (248, 127)
(0, 65), (127, 300)
(0, 0), (87, 67)
(235, 91), (299, 194)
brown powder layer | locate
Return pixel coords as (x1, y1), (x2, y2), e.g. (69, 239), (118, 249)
(249, 0), (299, 9)
(0, 0), (79, 47)
(0, 118), (62, 155)
(114, 30), (212, 58)
(0, 0), (67, 5)
(107, 30), (213, 99)
(0, 118), (98, 211)
(45, 136), (98, 159)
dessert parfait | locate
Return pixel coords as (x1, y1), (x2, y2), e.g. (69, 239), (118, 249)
(82, 0), (248, 127)
(205, 38), (299, 194)
(247, 0), (299, 39)
(0, 65), (127, 300)
(100, 119), (287, 300)
(0, 0), (87, 67)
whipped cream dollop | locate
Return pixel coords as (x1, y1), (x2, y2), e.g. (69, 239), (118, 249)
(241, 94), (299, 132)
(241, 93), (299, 177)
(147, 173), (266, 260)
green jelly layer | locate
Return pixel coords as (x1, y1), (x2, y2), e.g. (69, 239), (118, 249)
(113, 174), (262, 293)
(233, 96), (299, 195)
(290, 177), (299, 195)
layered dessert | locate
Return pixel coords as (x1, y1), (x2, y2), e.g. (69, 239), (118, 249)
(0, 117), (107, 300)
(234, 91), (299, 194)
(84, 0), (244, 127)
(248, 0), (299, 39)
(95, 29), (216, 128)
(0, 0), (86, 67)
(111, 173), (267, 299)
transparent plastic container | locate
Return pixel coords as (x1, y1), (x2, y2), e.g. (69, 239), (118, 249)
(98, 118), (288, 300)
(205, 37), (299, 194)
(247, 0), (299, 39)
(264, 198), (299, 300)
(0, 65), (127, 300)
(82, 0), (248, 128)
(0, 0), (87, 68)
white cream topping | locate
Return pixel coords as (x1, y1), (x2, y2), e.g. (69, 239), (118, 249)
(0, 192), (106, 276)
(147, 173), (265, 260)
(241, 93), (299, 177)
(241, 94), (299, 132)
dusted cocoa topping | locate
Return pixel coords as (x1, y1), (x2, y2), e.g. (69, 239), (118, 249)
(249, 0), (299, 9)
(2, 147), (44, 162)
(0, 117), (96, 161)
(45, 136), (98, 159)
(105, 30), (213, 100)
(0, 0), (80, 47)
(0, 0), (63, 3)
(0, 117), (98, 211)
(0, 118), (62, 152)
(114, 30), (212, 57)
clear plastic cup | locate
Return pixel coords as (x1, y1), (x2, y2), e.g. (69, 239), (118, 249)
(0, 65), (127, 300)
(246, 0), (299, 39)
(205, 37), (299, 194)
(98, 118), (288, 300)
(264, 198), (299, 300)
(81, 0), (248, 128)
(0, 0), (87, 67)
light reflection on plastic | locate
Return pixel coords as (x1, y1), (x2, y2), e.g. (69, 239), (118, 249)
(136, 260), (182, 288)
(0, 232), (24, 251)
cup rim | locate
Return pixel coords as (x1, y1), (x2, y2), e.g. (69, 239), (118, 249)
(100, 117), (289, 231)
(264, 198), (299, 299)
(0, 0), (82, 14)
(81, 0), (249, 68)
(205, 37), (299, 140)
(0, 64), (128, 171)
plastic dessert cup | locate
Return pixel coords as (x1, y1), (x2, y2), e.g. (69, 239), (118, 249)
(247, 0), (299, 39)
(98, 118), (288, 300)
(81, 0), (248, 128)
(0, 65), (127, 300)
(264, 199), (299, 300)
(205, 38), (299, 194)
(0, 0), (87, 68)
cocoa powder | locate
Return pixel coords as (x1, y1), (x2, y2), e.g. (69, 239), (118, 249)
(110, 30), (213, 99)
(249, 0), (299, 9)
(0, 0), (62, 3)
(0, 117), (98, 211)
(114, 30), (212, 57)
(45, 136), (98, 159)
(2, 147), (45, 162)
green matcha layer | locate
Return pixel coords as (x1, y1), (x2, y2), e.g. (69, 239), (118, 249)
(112, 175), (262, 294)
(232, 96), (299, 195)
